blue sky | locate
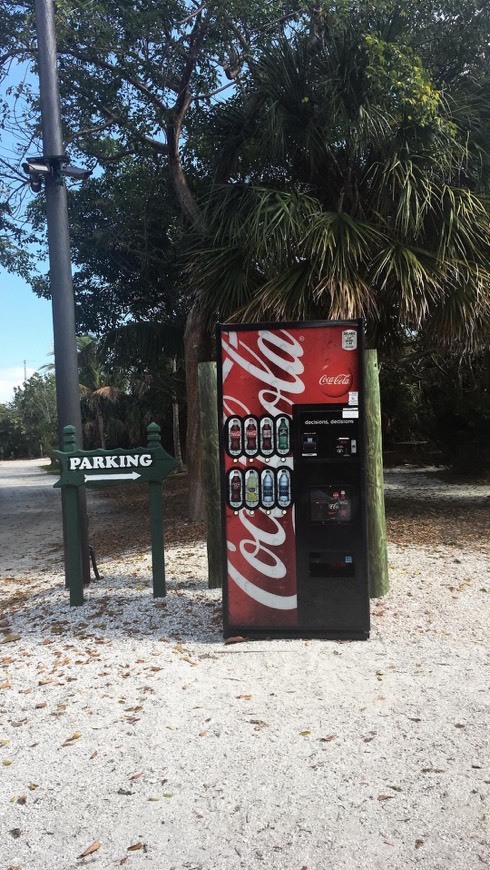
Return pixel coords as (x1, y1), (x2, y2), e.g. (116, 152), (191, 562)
(0, 55), (55, 403)
(0, 268), (54, 403)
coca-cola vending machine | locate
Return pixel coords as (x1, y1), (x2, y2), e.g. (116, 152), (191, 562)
(217, 319), (370, 639)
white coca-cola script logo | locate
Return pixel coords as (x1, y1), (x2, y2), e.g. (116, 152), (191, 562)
(222, 329), (304, 417)
(227, 512), (296, 609)
(319, 374), (351, 386)
(318, 364), (353, 397)
(222, 329), (304, 612)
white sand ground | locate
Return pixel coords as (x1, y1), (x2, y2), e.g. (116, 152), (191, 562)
(0, 459), (489, 870)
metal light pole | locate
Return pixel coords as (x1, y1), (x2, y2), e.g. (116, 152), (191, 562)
(34, 0), (90, 585)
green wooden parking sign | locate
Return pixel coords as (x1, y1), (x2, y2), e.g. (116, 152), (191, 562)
(54, 422), (179, 606)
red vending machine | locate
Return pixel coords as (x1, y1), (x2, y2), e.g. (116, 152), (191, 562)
(217, 320), (370, 639)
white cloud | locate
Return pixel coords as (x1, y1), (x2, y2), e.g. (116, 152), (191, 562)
(0, 366), (35, 404)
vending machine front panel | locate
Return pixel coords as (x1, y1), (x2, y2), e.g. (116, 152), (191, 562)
(217, 319), (370, 639)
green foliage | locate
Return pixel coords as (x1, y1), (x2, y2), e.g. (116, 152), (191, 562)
(3, 0), (488, 349)
(0, 205), (32, 278)
(364, 35), (447, 129)
(190, 12), (490, 351)
(9, 372), (58, 456)
(1, 0), (489, 477)
(380, 346), (490, 473)
(75, 334), (183, 452)
(28, 160), (189, 333)
(0, 402), (23, 458)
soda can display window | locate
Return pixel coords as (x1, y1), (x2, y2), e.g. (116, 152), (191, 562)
(259, 416), (274, 456)
(243, 416), (259, 456)
(244, 468), (260, 508)
(226, 417), (242, 457)
(309, 485), (353, 523)
(275, 416), (291, 455)
(277, 468), (292, 508)
(260, 468), (275, 508)
(227, 469), (243, 509)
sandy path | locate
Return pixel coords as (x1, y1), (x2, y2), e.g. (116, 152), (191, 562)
(0, 459), (65, 573)
(0, 460), (489, 869)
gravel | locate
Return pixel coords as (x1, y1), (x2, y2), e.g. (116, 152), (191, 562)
(0, 460), (489, 869)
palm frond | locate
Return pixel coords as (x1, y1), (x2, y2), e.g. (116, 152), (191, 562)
(190, 245), (262, 322)
(240, 262), (316, 323)
(370, 241), (442, 324)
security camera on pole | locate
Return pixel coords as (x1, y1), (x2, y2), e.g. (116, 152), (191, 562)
(30, 0), (91, 586)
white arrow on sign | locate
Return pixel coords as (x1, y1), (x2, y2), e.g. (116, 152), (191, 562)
(84, 471), (142, 483)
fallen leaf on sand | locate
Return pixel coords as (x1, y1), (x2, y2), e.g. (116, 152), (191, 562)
(78, 841), (101, 859)
(63, 732), (82, 746)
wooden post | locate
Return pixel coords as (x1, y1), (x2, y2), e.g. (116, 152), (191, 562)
(364, 350), (390, 597)
(147, 423), (166, 597)
(149, 480), (165, 597)
(66, 485), (83, 606)
(198, 362), (223, 589)
(62, 426), (84, 605)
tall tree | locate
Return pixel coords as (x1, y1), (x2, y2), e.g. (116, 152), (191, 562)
(2, 0), (308, 517)
(11, 371), (58, 456)
(189, 10), (490, 352)
(0, 402), (23, 459)
(76, 335), (123, 449)
(1, 1), (489, 510)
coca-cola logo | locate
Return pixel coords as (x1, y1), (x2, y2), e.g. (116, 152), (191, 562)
(222, 328), (302, 618)
(319, 366), (353, 397)
(319, 374), (351, 386)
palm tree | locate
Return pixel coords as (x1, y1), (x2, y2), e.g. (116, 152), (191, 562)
(98, 320), (185, 462)
(189, 26), (490, 352)
(77, 336), (123, 450)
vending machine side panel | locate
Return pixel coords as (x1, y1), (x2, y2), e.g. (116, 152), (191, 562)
(217, 326), (300, 632)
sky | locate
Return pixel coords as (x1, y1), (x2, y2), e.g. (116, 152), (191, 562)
(0, 268), (54, 403)
(0, 53), (52, 403)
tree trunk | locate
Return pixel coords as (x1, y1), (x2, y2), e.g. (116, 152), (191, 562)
(163, 34), (210, 518)
(171, 356), (183, 466)
(184, 303), (212, 520)
(96, 405), (106, 450)
(364, 349), (389, 597)
(198, 361), (222, 588)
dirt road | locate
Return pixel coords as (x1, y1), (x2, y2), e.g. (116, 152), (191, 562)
(0, 458), (65, 574)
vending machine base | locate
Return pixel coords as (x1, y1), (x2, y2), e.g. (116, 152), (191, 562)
(223, 626), (370, 641)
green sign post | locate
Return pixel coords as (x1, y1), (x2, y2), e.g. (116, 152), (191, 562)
(54, 422), (179, 606)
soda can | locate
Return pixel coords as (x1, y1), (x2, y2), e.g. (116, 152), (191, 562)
(244, 416), (259, 456)
(228, 470), (243, 509)
(244, 468), (260, 508)
(227, 417), (242, 457)
(260, 468), (275, 508)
